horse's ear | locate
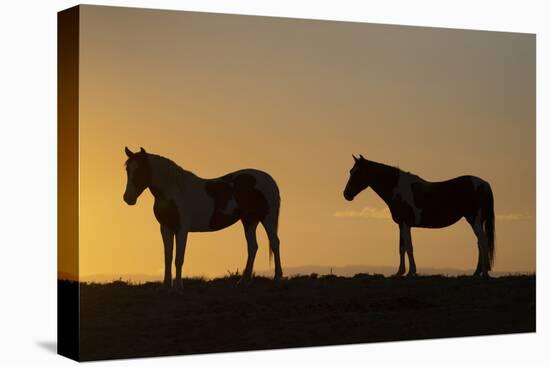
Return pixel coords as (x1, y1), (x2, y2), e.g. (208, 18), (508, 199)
(353, 155), (359, 162)
(140, 147), (146, 154)
(359, 154), (365, 160)
(125, 146), (134, 158)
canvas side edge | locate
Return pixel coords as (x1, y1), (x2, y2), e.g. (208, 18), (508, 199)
(57, 5), (80, 362)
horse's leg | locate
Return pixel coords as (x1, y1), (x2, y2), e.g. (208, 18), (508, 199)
(160, 225), (174, 288)
(174, 230), (188, 290)
(404, 227), (417, 277)
(241, 220), (259, 282)
(395, 223), (407, 276)
(466, 215), (482, 276)
(473, 247), (483, 277)
(262, 215), (282, 280)
(471, 211), (490, 277)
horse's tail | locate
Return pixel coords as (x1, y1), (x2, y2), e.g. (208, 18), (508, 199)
(259, 172), (280, 268)
(484, 183), (496, 268)
(268, 194), (280, 266)
(269, 236), (274, 266)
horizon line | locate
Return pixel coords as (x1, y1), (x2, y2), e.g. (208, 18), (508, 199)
(60, 264), (536, 282)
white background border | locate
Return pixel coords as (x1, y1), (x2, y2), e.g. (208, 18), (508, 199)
(0, 1), (547, 366)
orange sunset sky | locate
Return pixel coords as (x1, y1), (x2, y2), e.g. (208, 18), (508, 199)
(71, 6), (534, 280)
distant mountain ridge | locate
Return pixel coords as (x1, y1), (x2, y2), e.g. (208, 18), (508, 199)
(74, 264), (533, 283)
(255, 264), (531, 278)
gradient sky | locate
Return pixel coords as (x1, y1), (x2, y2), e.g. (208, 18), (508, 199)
(76, 5), (535, 280)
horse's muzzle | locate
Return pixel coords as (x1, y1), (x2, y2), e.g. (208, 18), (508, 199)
(343, 191), (354, 201)
(123, 194), (136, 205)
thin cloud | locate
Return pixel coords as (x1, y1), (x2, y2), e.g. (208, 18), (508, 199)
(334, 207), (391, 219)
(496, 213), (533, 221)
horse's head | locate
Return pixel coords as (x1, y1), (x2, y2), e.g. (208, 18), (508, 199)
(344, 154), (369, 201)
(123, 147), (151, 205)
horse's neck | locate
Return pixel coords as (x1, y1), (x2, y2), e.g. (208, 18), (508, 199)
(149, 155), (197, 200)
(365, 160), (400, 205)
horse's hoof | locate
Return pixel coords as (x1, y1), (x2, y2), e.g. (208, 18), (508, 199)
(406, 272), (417, 277)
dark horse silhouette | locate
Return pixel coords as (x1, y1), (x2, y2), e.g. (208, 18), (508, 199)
(123, 147), (282, 289)
(344, 155), (495, 277)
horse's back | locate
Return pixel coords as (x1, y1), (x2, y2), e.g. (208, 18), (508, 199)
(418, 175), (484, 193)
(231, 168), (279, 187)
(222, 168), (280, 199)
(430, 175), (487, 188)
(411, 175), (491, 227)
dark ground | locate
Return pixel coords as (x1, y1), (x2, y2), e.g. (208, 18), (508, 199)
(75, 274), (535, 361)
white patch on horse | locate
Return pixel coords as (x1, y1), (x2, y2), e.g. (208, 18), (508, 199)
(222, 194), (238, 215)
(392, 172), (423, 225)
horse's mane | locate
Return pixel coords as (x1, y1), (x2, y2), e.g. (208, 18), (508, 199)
(148, 154), (197, 178)
(365, 158), (400, 174)
(365, 158), (425, 183)
(401, 168), (422, 181)
(399, 167), (424, 182)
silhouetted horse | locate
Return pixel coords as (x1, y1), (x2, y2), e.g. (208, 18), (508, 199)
(344, 155), (495, 277)
(123, 147), (282, 289)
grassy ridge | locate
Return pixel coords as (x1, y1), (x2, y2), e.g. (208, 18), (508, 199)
(72, 274), (535, 361)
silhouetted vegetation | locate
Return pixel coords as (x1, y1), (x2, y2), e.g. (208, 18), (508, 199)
(73, 274), (535, 361)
